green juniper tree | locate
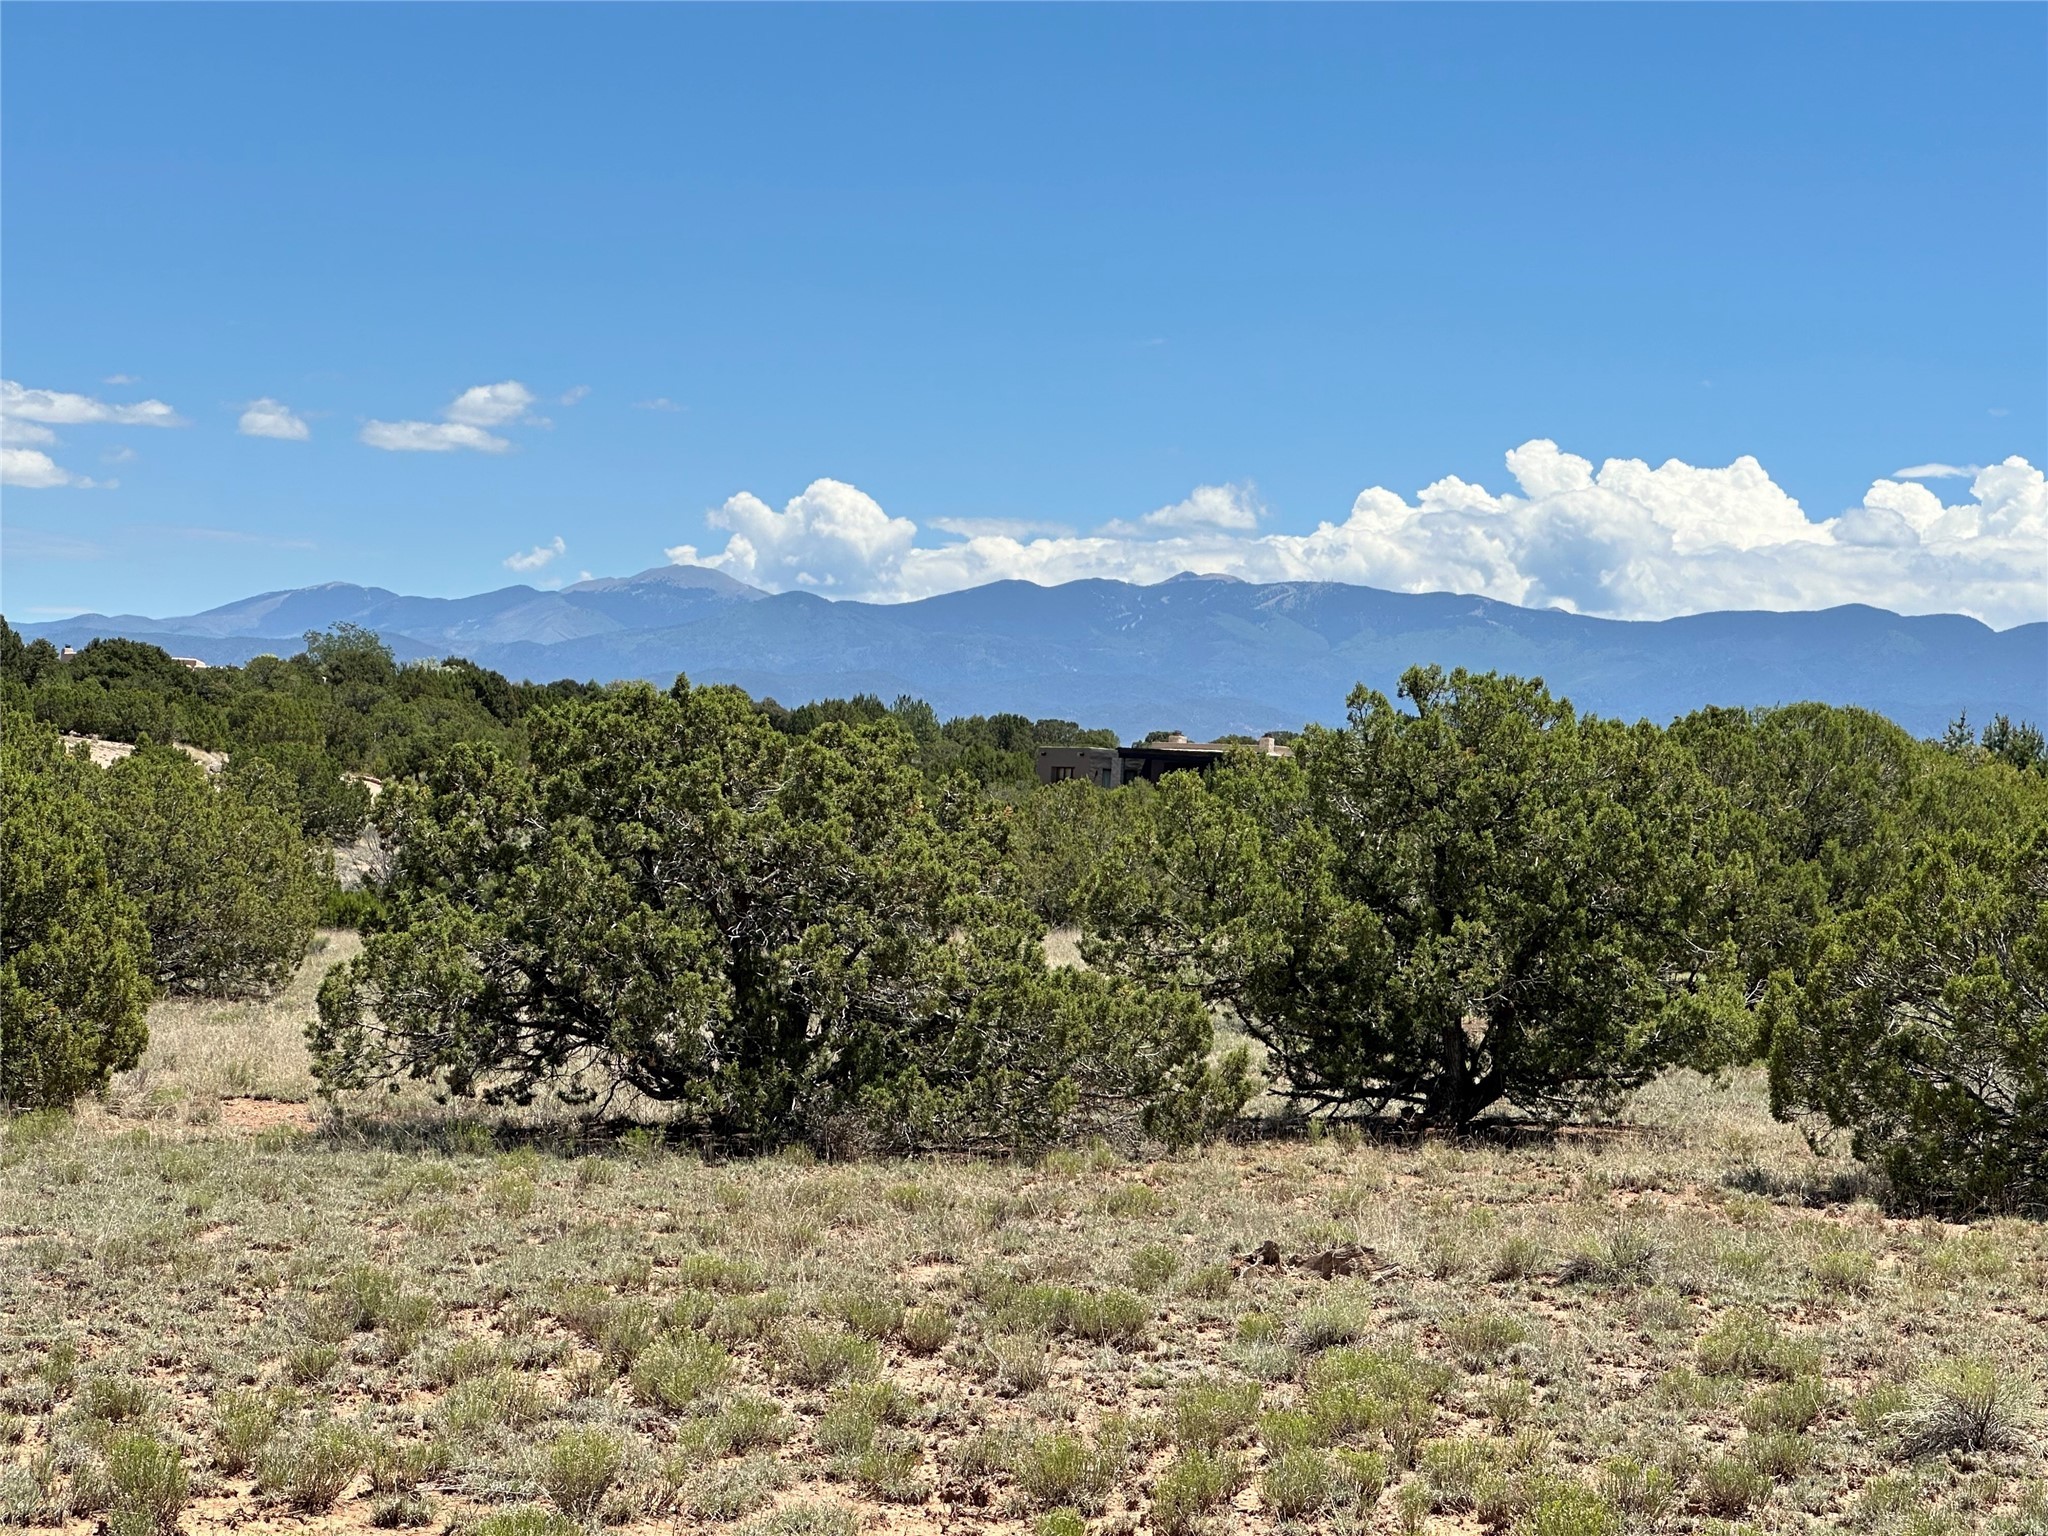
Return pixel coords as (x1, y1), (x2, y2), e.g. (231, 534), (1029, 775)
(1083, 667), (1745, 1127)
(0, 714), (153, 1108)
(93, 747), (325, 998)
(311, 678), (1246, 1150)
(1671, 702), (1928, 1003)
(1764, 762), (2048, 1213)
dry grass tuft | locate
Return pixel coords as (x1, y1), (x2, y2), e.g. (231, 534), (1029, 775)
(0, 944), (2042, 1534)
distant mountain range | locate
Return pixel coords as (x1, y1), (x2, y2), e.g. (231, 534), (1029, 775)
(16, 566), (2045, 738)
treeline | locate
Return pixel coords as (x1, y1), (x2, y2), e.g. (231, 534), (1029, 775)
(0, 622), (1117, 842)
(2, 622), (579, 840)
(2, 624), (2043, 1214)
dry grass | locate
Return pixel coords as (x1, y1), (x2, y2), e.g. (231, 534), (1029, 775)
(2, 941), (2044, 1535)
(107, 930), (362, 1119)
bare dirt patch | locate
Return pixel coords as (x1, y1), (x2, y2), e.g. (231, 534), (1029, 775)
(213, 1098), (322, 1136)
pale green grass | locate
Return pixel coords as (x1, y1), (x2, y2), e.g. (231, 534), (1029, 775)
(2, 944), (2043, 1535)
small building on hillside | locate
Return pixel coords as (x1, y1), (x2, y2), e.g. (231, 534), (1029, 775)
(1033, 745), (1127, 787)
(1033, 732), (1289, 788)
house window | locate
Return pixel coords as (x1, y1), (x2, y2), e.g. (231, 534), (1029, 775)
(1051, 765), (1074, 781)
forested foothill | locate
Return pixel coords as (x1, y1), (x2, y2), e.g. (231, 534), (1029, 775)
(2, 618), (2044, 1217)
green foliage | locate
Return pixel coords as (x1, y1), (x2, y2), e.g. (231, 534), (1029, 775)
(258, 1421), (369, 1512)
(1810, 1244), (1876, 1295)
(238, 740), (372, 841)
(1695, 1454), (1771, 1516)
(1014, 1431), (1120, 1513)
(1516, 1479), (1621, 1536)
(468, 1507), (579, 1536)
(93, 747), (323, 996)
(15, 634), (228, 749)
(1764, 776), (2048, 1214)
(539, 1426), (623, 1517)
(775, 1328), (878, 1389)
(1084, 667), (1744, 1125)
(674, 1252), (766, 1293)
(1696, 1311), (1819, 1380)
(1672, 702), (1927, 1000)
(761, 692), (1117, 793)
(1179, 1262), (1235, 1301)
(1150, 1446), (1245, 1536)
(13, 609), (2040, 1201)
(834, 1291), (904, 1341)
(814, 1381), (914, 1456)
(79, 1375), (155, 1425)
(1010, 776), (1147, 925)
(0, 713), (152, 1108)
(100, 1432), (187, 1535)
(302, 624), (398, 690)
(1888, 1357), (2032, 1457)
(1169, 1379), (1262, 1450)
(1744, 1428), (1813, 1479)
(438, 1369), (550, 1436)
(1943, 711), (2048, 776)
(712, 1396), (792, 1454)
(898, 1306), (954, 1355)
(1260, 1446), (1341, 1517)
(1742, 1378), (1828, 1434)
(1, 623), (543, 835)
(680, 1454), (790, 1519)
(629, 1336), (731, 1409)
(285, 1343), (341, 1385)
(311, 679), (1239, 1152)
(1595, 1456), (1678, 1524)
(1442, 1310), (1530, 1367)
(1127, 1241), (1181, 1291)
(318, 884), (388, 931)
(984, 1278), (1151, 1345)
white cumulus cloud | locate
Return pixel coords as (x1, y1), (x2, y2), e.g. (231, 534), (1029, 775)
(1110, 482), (1266, 535)
(362, 379), (536, 453)
(361, 420), (510, 453)
(1, 379), (185, 428)
(664, 442), (2047, 628)
(928, 515), (1075, 539)
(0, 380), (176, 488)
(505, 536), (567, 573)
(2, 448), (108, 489)
(666, 479), (919, 592)
(446, 381), (537, 428)
(1892, 462), (1978, 481)
(1, 417), (56, 446)
(239, 398), (310, 440)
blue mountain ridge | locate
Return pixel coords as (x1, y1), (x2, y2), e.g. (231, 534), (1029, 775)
(16, 566), (2044, 740)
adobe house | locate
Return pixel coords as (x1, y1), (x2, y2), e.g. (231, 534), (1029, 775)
(1034, 732), (1289, 787)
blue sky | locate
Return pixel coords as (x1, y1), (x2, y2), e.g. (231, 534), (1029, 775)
(4, 4), (2043, 626)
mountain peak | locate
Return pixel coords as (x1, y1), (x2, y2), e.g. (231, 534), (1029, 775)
(565, 565), (765, 600)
